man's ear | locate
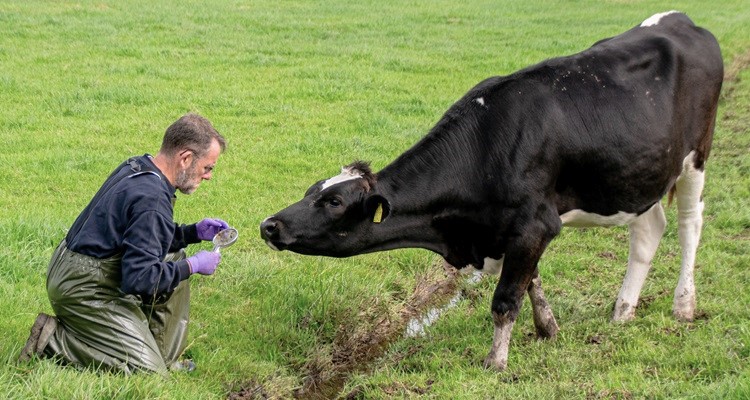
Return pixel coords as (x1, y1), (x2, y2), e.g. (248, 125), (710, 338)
(364, 195), (390, 223)
(178, 149), (194, 169)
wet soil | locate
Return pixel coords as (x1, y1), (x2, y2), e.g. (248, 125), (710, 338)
(228, 262), (460, 400)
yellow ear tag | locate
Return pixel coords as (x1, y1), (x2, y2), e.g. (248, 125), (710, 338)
(373, 203), (383, 223)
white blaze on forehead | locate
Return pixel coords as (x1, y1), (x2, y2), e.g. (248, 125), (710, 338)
(321, 167), (364, 190)
(640, 10), (679, 27)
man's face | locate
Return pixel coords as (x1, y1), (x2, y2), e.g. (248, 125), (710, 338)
(175, 139), (222, 194)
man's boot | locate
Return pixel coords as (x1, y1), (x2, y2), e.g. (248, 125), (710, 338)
(18, 313), (57, 362)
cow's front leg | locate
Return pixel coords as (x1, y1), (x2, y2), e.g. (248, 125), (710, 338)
(483, 262), (535, 371)
(484, 303), (518, 371)
(484, 223), (557, 371)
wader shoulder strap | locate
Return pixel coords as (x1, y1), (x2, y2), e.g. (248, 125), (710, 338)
(67, 157), (162, 243)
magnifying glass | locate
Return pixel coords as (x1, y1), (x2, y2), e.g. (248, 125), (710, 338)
(212, 228), (239, 253)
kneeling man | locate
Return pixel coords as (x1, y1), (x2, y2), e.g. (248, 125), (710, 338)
(19, 113), (230, 375)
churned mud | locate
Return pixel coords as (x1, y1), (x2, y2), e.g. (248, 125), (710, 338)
(292, 262), (459, 400)
(228, 262), (462, 400)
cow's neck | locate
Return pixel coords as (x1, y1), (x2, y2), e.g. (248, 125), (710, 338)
(378, 115), (480, 197)
(370, 121), (489, 264)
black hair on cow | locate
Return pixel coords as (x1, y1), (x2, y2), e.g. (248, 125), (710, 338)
(346, 160), (377, 188)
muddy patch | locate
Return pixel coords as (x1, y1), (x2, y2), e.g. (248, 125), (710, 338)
(290, 262), (460, 399)
(226, 262), (463, 400)
(228, 380), (270, 400)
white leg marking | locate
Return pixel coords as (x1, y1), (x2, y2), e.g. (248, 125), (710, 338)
(673, 151), (704, 321)
(613, 202), (667, 321)
(483, 312), (515, 371)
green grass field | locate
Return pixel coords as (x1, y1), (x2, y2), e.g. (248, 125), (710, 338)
(1, 1), (749, 398)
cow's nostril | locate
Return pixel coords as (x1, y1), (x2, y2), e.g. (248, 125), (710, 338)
(260, 218), (279, 240)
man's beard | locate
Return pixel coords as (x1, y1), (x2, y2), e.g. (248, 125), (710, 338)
(175, 163), (199, 194)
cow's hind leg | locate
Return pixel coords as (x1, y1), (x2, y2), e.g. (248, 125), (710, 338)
(673, 151), (705, 321)
(528, 269), (559, 338)
(613, 202), (667, 321)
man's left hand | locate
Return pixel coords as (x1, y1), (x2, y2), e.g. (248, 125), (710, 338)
(196, 218), (230, 241)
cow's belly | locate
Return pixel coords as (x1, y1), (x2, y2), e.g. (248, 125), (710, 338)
(559, 209), (637, 227)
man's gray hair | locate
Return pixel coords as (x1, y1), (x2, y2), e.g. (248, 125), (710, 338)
(161, 113), (226, 158)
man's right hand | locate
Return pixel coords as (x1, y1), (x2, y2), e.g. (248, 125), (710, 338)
(187, 251), (221, 275)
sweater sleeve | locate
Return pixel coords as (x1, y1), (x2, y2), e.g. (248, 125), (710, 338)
(170, 222), (200, 252)
(120, 209), (192, 300)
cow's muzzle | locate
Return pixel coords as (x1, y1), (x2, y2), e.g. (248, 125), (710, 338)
(260, 216), (285, 251)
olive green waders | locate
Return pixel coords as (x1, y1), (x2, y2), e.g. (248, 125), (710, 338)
(42, 240), (190, 375)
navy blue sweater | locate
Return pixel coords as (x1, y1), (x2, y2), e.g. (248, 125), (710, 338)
(66, 155), (198, 299)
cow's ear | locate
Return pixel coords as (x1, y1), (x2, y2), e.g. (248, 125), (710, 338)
(364, 195), (390, 223)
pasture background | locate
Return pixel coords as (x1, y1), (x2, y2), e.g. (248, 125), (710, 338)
(1, 0), (749, 398)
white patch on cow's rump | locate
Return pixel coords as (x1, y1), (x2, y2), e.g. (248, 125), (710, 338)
(475, 97), (485, 106)
(321, 166), (364, 190)
(560, 209), (637, 227)
(640, 10), (679, 27)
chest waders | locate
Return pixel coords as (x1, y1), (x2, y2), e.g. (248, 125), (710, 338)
(42, 159), (191, 375)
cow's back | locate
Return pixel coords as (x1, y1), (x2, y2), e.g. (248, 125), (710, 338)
(489, 12), (724, 216)
(590, 12), (723, 167)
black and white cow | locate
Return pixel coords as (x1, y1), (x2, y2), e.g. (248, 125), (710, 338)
(260, 11), (723, 370)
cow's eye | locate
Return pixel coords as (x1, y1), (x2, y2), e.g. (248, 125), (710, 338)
(326, 198), (342, 208)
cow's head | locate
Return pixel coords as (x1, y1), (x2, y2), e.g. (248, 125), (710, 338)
(260, 161), (391, 257)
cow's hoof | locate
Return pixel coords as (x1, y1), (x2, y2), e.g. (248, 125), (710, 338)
(536, 320), (559, 339)
(673, 307), (694, 322)
(482, 355), (507, 371)
(612, 301), (636, 322)
(673, 296), (695, 322)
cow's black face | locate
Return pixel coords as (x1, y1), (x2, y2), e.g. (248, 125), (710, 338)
(260, 163), (389, 257)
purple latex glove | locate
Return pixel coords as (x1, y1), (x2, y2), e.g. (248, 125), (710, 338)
(196, 218), (230, 241)
(187, 251), (221, 275)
